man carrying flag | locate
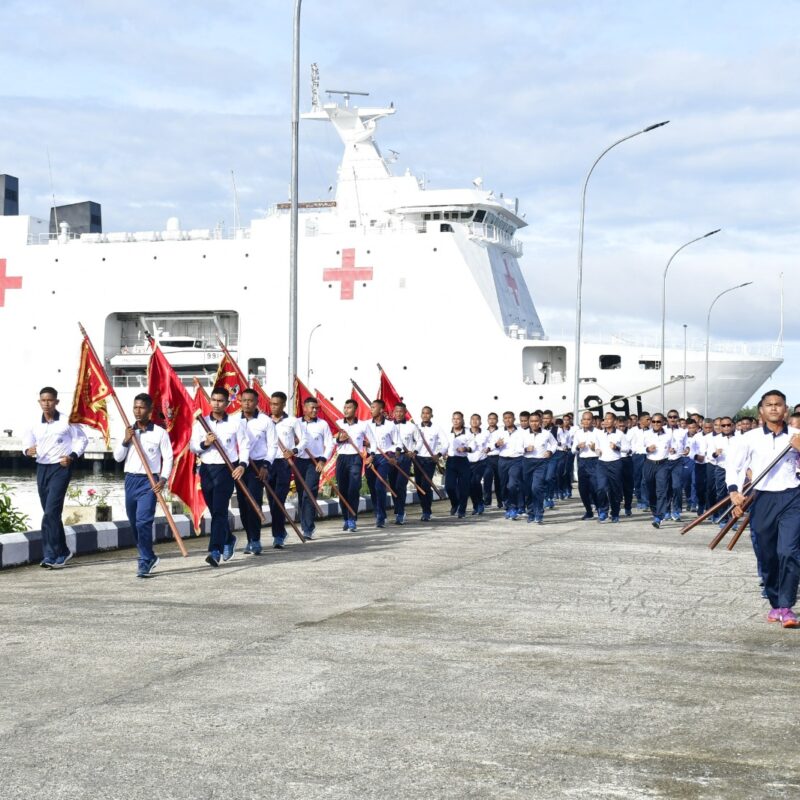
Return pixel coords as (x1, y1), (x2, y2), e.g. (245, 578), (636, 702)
(23, 386), (88, 569)
(333, 396), (369, 531)
(297, 395), (334, 540)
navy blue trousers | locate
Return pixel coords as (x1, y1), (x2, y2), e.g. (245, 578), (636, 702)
(414, 456), (437, 515)
(36, 462), (73, 561)
(693, 461), (707, 514)
(705, 463), (719, 514)
(237, 460), (266, 543)
(597, 460), (622, 517)
(651, 460), (671, 519)
(389, 454), (412, 517)
(750, 488), (800, 609)
(366, 454), (391, 523)
(483, 457), (503, 507)
(577, 457), (599, 515)
(199, 464), (235, 553)
(124, 473), (158, 565)
(666, 459), (685, 515)
(293, 457), (320, 536)
(498, 457), (523, 512)
(632, 454), (648, 507)
(336, 454), (362, 523)
(469, 460), (486, 510)
(621, 457), (633, 513)
(525, 458), (548, 518)
(558, 452), (574, 497)
(268, 458), (291, 542)
(544, 453), (560, 502)
(445, 456), (471, 515)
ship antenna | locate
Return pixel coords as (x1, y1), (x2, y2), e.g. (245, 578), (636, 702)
(47, 148), (58, 236)
(310, 62), (320, 110)
(231, 170), (241, 231)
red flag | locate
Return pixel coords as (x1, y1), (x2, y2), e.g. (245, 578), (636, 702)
(147, 346), (207, 530)
(69, 337), (112, 447)
(377, 368), (409, 418)
(351, 388), (371, 421)
(168, 446), (206, 532)
(213, 353), (248, 414)
(293, 376), (316, 419)
(252, 378), (271, 413)
(316, 389), (344, 430)
(193, 380), (212, 416)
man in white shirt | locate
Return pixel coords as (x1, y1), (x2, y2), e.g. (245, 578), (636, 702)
(113, 393), (173, 578)
(596, 412), (624, 523)
(445, 412), (471, 518)
(298, 396), (334, 539)
(617, 415), (634, 517)
(268, 390), (309, 548)
(665, 409), (690, 522)
(522, 411), (557, 524)
(686, 418), (706, 515)
(334, 399), (369, 531)
(413, 405), (447, 522)
(643, 413), (672, 528)
(389, 402), (416, 525)
(628, 412), (651, 511)
(22, 386), (89, 569)
(727, 389), (800, 628)
(365, 399), (396, 528)
(239, 388), (277, 554)
(190, 386), (249, 566)
(466, 414), (490, 515)
(483, 412), (504, 509)
(712, 416), (738, 525)
(494, 411), (525, 520)
(557, 414), (575, 500)
(573, 411), (601, 520)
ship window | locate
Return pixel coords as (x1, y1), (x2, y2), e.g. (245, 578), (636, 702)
(432, 212), (441, 220)
(440, 223), (453, 233)
(461, 211), (473, 220)
(474, 210), (486, 223)
(161, 339), (195, 348)
(639, 359), (661, 370)
(248, 358), (266, 376)
(600, 355), (621, 370)
(369, 219), (377, 227)
(5, 188), (18, 202)
(423, 213), (431, 221)
(349, 220), (356, 228)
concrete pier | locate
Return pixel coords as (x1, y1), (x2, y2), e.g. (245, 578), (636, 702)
(1, 500), (798, 799)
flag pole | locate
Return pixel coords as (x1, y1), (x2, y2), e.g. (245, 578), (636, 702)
(77, 323), (188, 557)
(248, 457), (306, 544)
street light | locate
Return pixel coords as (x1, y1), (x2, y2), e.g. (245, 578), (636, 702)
(659, 228), (720, 412)
(682, 323), (688, 415)
(307, 323), (322, 383)
(288, 0), (303, 401)
(705, 282), (753, 416)
(573, 120), (669, 421)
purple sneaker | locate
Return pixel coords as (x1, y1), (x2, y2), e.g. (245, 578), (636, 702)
(782, 608), (799, 629)
(767, 607), (785, 624)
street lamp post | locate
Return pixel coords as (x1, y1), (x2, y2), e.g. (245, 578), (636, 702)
(307, 323), (322, 383)
(705, 282), (753, 417)
(682, 323), (687, 415)
(659, 229), (720, 412)
(573, 120), (669, 421)
(288, 0), (303, 402)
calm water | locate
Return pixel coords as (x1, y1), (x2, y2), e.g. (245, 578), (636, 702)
(1, 470), (127, 527)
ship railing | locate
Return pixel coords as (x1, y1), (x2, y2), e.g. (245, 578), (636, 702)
(111, 374), (217, 390)
(27, 227), (252, 245)
(467, 223), (523, 256)
(28, 231), (81, 245)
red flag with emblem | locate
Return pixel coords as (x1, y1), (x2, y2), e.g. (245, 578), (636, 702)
(293, 376), (317, 419)
(69, 337), (112, 447)
(377, 368), (410, 418)
(147, 346), (206, 531)
(213, 353), (248, 414)
(252, 378), (271, 413)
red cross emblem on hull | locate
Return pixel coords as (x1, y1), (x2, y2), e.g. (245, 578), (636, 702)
(0, 259), (22, 307)
(324, 248), (373, 300)
(503, 256), (519, 306)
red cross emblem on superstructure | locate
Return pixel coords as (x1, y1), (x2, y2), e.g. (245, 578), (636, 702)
(0, 259), (22, 307)
(323, 248), (373, 300)
(503, 257), (519, 306)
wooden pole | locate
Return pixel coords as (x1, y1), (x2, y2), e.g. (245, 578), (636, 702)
(274, 438), (325, 517)
(304, 446), (357, 519)
(248, 458), (305, 544)
(77, 324), (188, 557)
(334, 420), (397, 498)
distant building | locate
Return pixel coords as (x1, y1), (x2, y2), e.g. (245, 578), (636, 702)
(0, 175), (19, 216)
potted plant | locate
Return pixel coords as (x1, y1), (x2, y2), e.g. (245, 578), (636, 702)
(63, 487), (113, 525)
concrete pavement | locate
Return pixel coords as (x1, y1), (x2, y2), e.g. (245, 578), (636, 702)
(1, 499), (799, 799)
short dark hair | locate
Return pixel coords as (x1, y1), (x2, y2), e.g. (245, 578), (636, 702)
(271, 391), (287, 403)
(760, 389), (787, 406)
(452, 410), (464, 418)
(211, 386), (229, 401)
(133, 393), (153, 409)
(372, 398), (385, 408)
(503, 410), (515, 417)
(344, 398), (357, 410)
(519, 410), (530, 418)
(240, 388), (258, 400)
(542, 409), (553, 416)
(39, 386), (58, 398)
(394, 402), (407, 410)
(303, 396), (318, 405)
(422, 405), (433, 414)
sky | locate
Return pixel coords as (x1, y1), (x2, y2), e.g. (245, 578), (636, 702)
(1, 0), (798, 405)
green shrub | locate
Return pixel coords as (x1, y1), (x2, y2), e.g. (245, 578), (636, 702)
(0, 483), (30, 534)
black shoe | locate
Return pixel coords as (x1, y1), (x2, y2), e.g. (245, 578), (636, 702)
(580, 512), (594, 520)
(205, 551), (221, 568)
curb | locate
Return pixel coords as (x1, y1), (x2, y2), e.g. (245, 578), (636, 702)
(0, 490), (439, 569)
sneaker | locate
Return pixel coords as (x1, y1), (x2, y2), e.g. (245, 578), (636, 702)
(535, 516), (544, 525)
(598, 512), (608, 523)
(782, 609), (799, 629)
(50, 551), (74, 569)
(348, 521), (358, 532)
(545, 500), (555, 510)
(471, 508), (480, 516)
(146, 555), (160, 575)
(136, 562), (148, 578)
(304, 532), (315, 541)
(580, 512), (594, 521)
(527, 514), (535, 523)
(40, 558), (55, 568)
(652, 517), (661, 529)
(672, 513), (682, 522)
(222, 536), (237, 562)
(205, 551), (221, 567)
(420, 513), (431, 521)
(476, 504), (485, 515)
(760, 587), (769, 599)
(273, 541), (285, 550)
(767, 607), (784, 623)
(449, 508), (458, 516)
(504, 510), (511, 519)
(342, 522), (349, 531)
(242, 542), (254, 556)
(624, 509), (632, 517)
(250, 541), (263, 556)
(611, 516), (620, 524)
(394, 513), (405, 525)
(376, 517), (386, 529)
(508, 510), (519, 521)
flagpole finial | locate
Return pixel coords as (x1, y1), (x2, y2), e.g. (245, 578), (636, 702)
(78, 322), (88, 338)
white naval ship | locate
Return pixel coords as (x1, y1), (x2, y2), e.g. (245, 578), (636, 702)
(0, 85), (783, 437)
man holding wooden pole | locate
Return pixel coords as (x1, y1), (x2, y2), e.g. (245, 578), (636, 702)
(190, 386), (250, 566)
(113, 393), (173, 578)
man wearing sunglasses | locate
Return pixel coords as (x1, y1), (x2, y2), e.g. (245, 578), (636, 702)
(665, 409), (690, 522)
(644, 414), (672, 528)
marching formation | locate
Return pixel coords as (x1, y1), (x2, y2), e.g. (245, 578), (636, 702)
(18, 330), (800, 630)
